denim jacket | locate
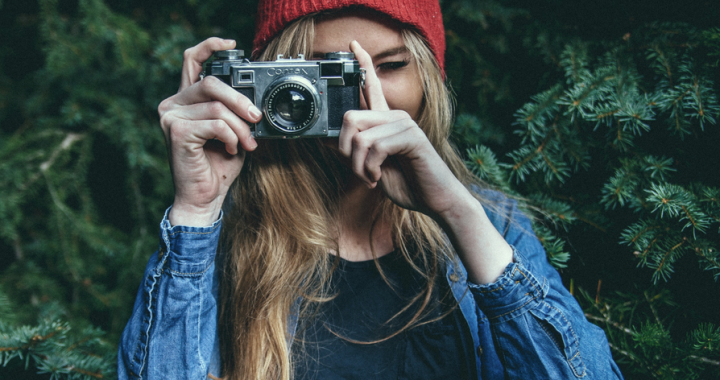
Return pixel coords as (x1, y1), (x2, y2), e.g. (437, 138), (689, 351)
(118, 191), (623, 379)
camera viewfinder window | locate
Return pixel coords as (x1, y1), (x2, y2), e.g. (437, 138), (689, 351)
(320, 63), (343, 77)
(235, 71), (254, 85)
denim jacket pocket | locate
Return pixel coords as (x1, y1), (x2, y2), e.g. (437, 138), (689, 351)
(529, 302), (587, 378)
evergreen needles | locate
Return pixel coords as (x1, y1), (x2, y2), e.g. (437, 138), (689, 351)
(1, 0), (719, 378)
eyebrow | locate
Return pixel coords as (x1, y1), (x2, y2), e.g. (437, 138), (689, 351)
(311, 46), (409, 61)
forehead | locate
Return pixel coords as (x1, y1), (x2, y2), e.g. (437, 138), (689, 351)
(313, 14), (405, 56)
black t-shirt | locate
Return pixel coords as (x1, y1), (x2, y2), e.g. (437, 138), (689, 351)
(293, 250), (472, 380)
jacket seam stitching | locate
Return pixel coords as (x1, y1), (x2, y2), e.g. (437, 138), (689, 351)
(197, 274), (206, 372)
(129, 254), (164, 378)
(137, 267), (161, 378)
(168, 262), (213, 276)
(474, 266), (519, 294)
(488, 296), (536, 321)
(536, 314), (564, 353)
(517, 267), (541, 296)
(167, 224), (220, 238)
(546, 302), (587, 378)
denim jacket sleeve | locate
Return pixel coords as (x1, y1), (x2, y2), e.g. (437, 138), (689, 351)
(469, 191), (623, 379)
(118, 208), (222, 380)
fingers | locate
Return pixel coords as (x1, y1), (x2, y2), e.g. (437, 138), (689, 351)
(163, 74), (262, 128)
(350, 120), (418, 187)
(180, 38), (236, 92)
(350, 40), (389, 112)
(167, 117), (243, 157)
(169, 101), (257, 152)
(338, 109), (411, 156)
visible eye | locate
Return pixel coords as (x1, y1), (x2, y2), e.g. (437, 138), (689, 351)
(376, 59), (409, 72)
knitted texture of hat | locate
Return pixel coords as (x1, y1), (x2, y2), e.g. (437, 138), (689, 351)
(252, 0), (446, 71)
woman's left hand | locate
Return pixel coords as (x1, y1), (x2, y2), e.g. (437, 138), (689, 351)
(338, 41), (469, 222)
(339, 41), (514, 285)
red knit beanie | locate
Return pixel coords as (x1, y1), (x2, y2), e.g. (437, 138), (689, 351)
(252, 0), (446, 72)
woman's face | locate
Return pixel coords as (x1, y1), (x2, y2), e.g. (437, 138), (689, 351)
(313, 14), (424, 120)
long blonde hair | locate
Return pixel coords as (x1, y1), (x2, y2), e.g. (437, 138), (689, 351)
(218, 10), (486, 380)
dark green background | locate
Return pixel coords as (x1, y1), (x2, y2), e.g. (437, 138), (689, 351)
(1, 0), (718, 378)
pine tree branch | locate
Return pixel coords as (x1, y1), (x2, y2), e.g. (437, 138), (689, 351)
(644, 291), (663, 326)
(692, 245), (720, 278)
(674, 105), (682, 133)
(131, 178), (148, 265)
(592, 317), (720, 369)
(585, 313), (635, 336)
(596, 109), (620, 120)
(640, 235), (662, 258)
(68, 366), (104, 378)
(654, 239), (686, 278)
(629, 225), (661, 245)
(13, 237), (23, 261)
(607, 342), (635, 358)
(654, 46), (674, 87)
(672, 87), (693, 107)
(40, 133), (84, 173)
(541, 152), (560, 176)
(570, 75), (616, 107)
(0, 327), (63, 352)
(606, 342), (657, 374)
(687, 355), (720, 366)
(693, 77), (705, 117)
(18, 133), (85, 193)
(512, 138), (548, 170)
(680, 205), (698, 229)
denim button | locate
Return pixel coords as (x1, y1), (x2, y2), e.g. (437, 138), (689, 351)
(476, 345), (483, 356)
(449, 273), (460, 282)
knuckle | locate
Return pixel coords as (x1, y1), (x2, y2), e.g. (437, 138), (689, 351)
(343, 110), (359, 125)
(199, 75), (221, 90)
(211, 119), (226, 131)
(183, 47), (194, 62)
(370, 139), (387, 155)
(206, 101), (225, 115)
(159, 113), (172, 131)
(157, 98), (172, 116)
(352, 133), (370, 150)
(168, 120), (188, 141)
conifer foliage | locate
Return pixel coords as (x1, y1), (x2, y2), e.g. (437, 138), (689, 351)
(447, 4), (720, 378)
(1, 0), (719, 378)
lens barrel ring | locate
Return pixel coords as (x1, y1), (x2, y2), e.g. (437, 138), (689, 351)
(262, 75), (321, 134)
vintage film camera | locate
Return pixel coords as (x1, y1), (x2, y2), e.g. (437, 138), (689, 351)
(204, 49), (362, 138)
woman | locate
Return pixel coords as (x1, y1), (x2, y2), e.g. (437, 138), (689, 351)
(119, 0), (623, 379)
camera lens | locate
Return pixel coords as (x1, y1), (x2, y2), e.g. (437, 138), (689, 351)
(274, 89), (311, 124)
(264, 77), (320, 134)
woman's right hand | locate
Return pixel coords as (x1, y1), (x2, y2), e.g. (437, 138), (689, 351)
(158, 38), (262, 227)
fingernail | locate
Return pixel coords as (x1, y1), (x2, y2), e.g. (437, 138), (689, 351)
(224, 39), (235, 44)
(248, 105), (262, 120)
(249, 136), (258, 149)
